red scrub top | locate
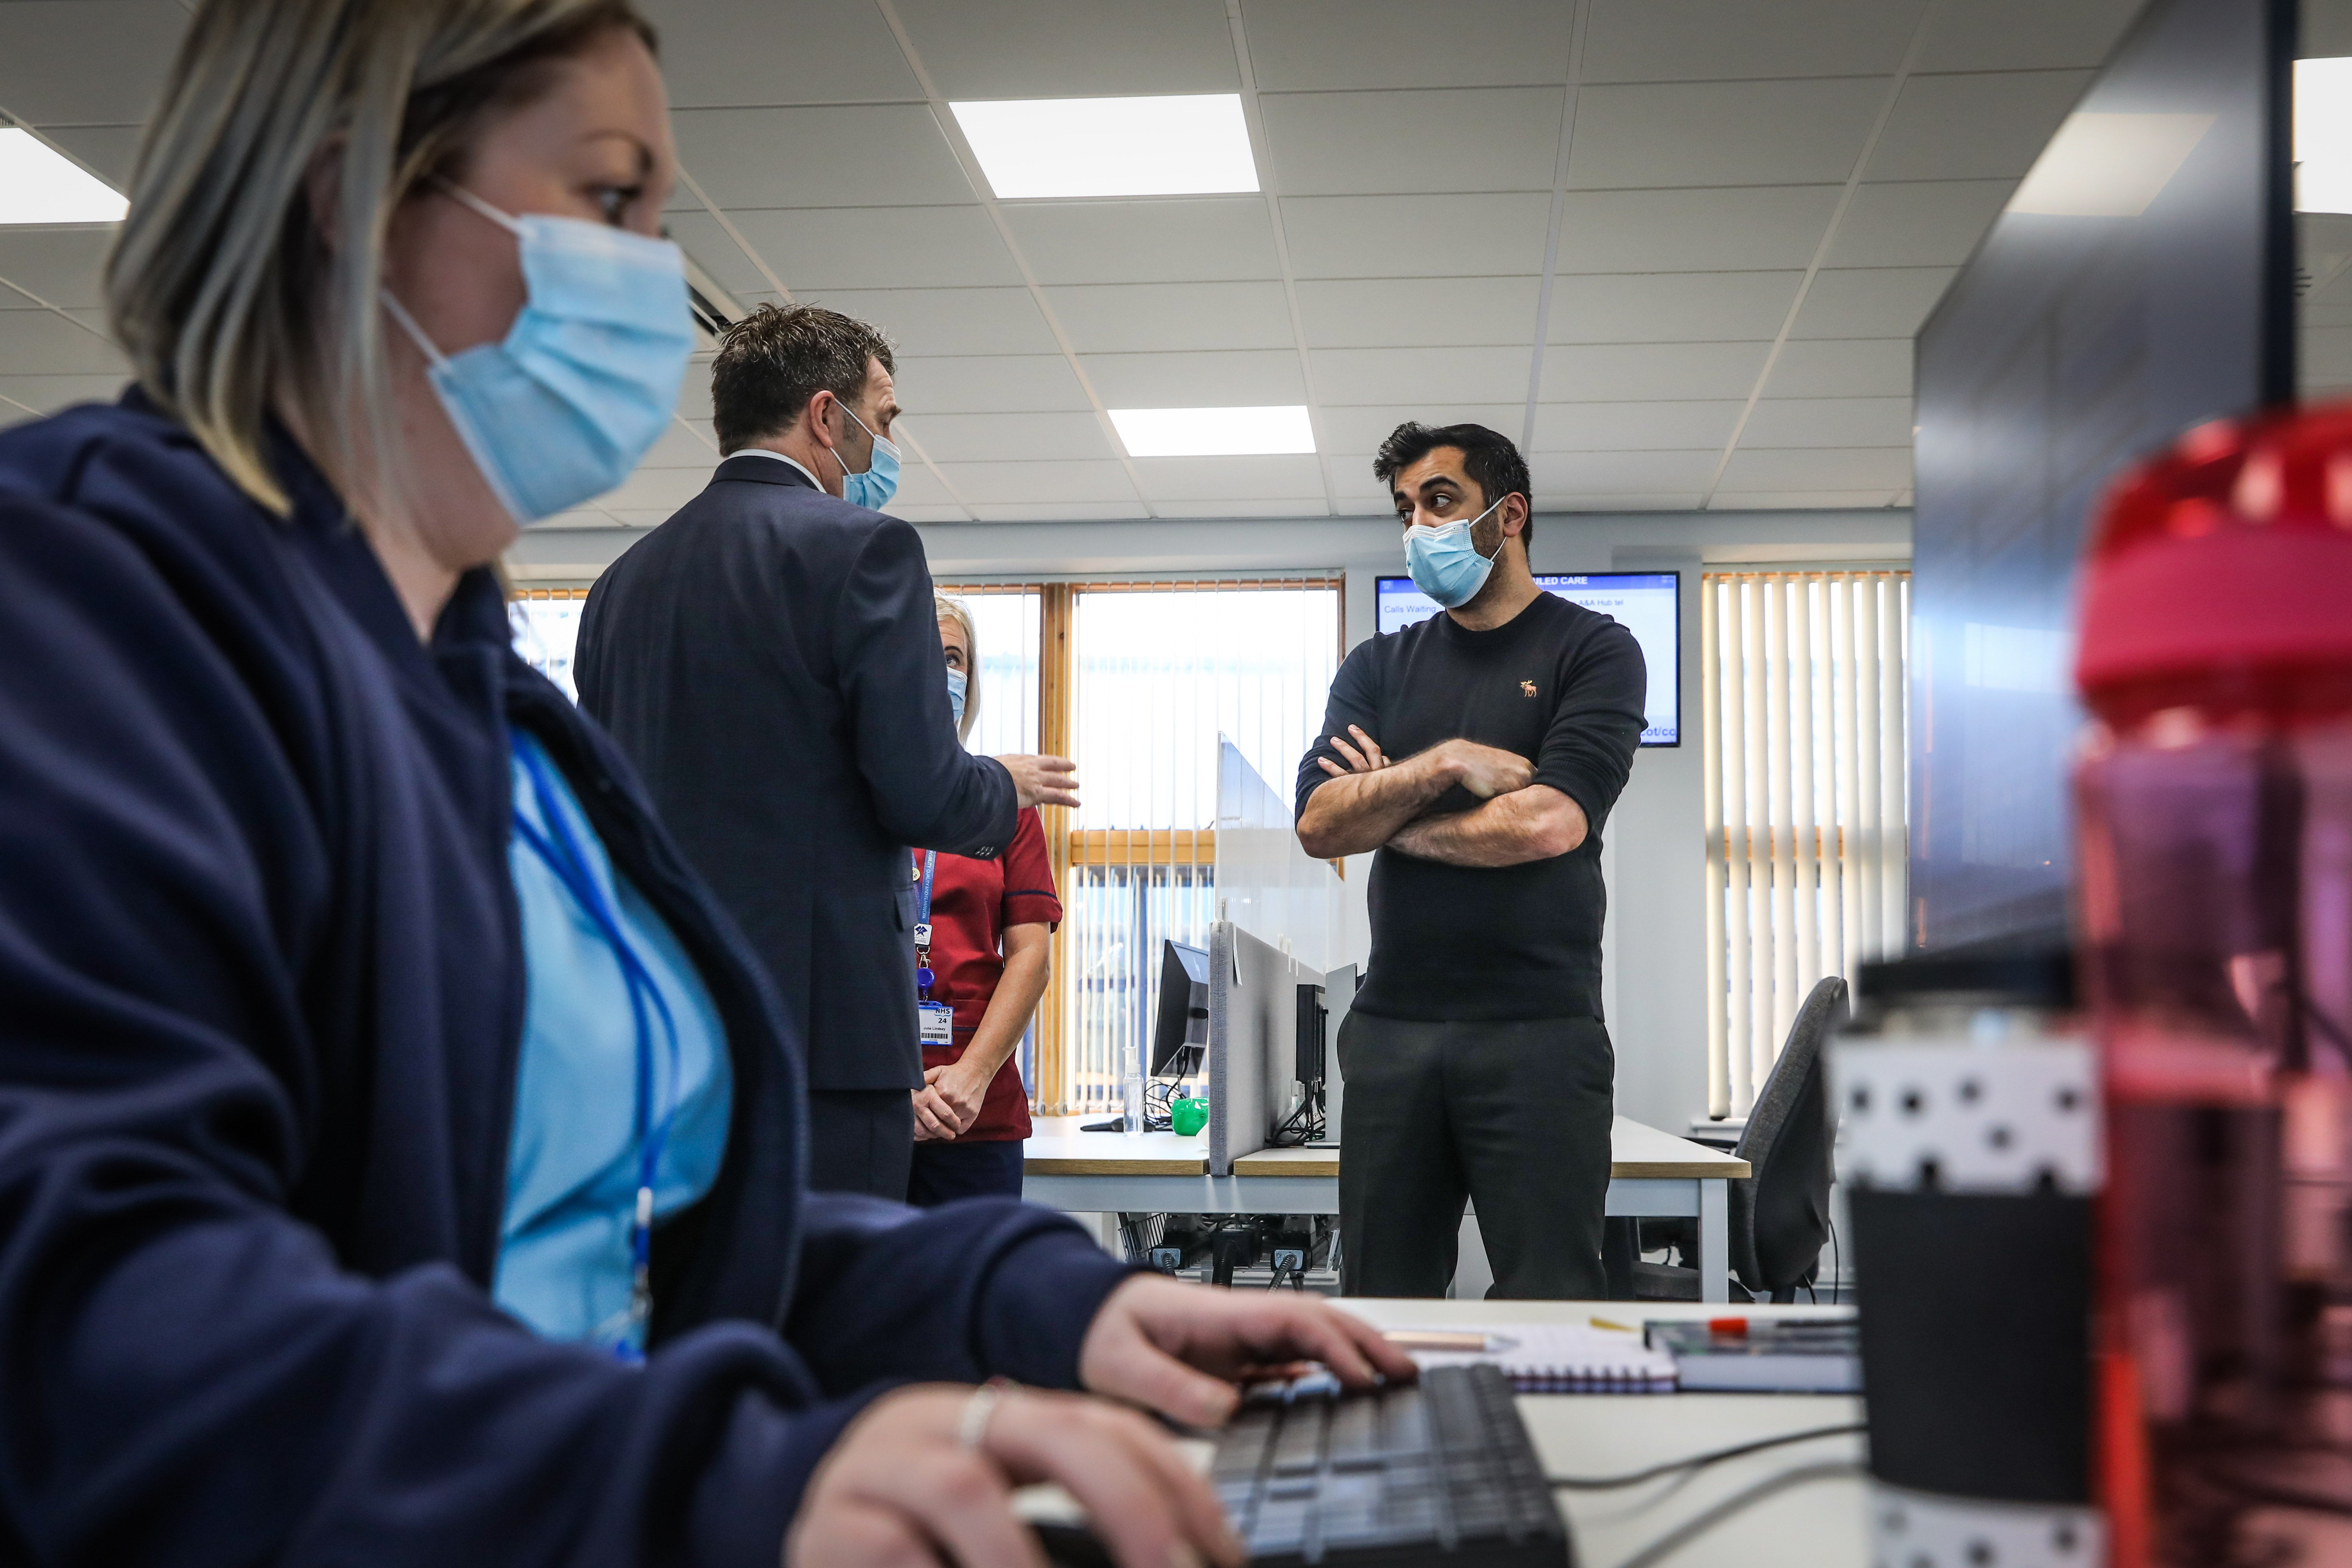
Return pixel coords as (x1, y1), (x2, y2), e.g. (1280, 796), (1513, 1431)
(920, 807), (1061, 1141)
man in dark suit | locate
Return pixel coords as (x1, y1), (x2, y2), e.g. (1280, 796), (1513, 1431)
(577, 305), (1077, 1199)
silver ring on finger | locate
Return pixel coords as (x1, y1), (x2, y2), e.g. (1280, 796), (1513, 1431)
(959, 1377), (1016, 1451)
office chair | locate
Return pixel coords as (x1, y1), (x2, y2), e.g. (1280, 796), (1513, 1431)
(1630, 974), (1848, 1302)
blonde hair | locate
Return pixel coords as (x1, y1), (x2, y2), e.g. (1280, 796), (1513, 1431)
(935, 593), (979, 743)
(105, 0), (653, 514)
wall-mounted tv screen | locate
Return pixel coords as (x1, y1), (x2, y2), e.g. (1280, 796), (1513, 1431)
(1374, 572), (1680, 747)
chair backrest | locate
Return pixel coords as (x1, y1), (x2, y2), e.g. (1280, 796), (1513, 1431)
(1729, 975), (1848, 1295)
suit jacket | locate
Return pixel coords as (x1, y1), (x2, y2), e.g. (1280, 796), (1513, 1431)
(578, 454), (1016, 1091)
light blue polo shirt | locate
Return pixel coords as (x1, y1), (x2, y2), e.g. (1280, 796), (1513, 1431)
(495, 732), (732, 1355)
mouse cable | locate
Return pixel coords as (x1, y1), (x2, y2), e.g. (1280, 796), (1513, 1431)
(1606, 1460), (1864, 1568)
(1547, 1423), (1864, 1489)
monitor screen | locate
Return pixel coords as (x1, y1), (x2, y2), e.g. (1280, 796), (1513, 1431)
(1908, 0), (2293, 947)
(1373, 572), (1680, 746)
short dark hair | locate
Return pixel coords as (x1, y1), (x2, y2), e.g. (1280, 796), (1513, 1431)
(711, 303), (895, 454)
(1373, 422), (1535, 545)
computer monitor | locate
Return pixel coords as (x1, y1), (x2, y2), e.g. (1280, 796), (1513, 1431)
(1150, 939), (1210, 1078)
(1909, 0), (2295, 947)
(1374, 572), (1680, 746)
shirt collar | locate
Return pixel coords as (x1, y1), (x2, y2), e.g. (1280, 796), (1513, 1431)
(729, 447), (825, 489)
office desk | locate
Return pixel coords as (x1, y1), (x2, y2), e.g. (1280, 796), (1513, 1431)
(1023, 1115), (1751, 1302)
(1341, 1297), (1866, 1568)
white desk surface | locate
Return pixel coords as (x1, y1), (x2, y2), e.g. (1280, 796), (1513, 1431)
(1340, 1297), (1867, 1568)
(1022, 1114), (1751, 1182)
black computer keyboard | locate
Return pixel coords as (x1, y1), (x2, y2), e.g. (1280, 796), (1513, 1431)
(1210, 1364), (1575, 1566)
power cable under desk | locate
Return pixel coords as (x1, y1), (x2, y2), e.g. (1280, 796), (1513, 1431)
(1602, 1460), (1866, 1568)
(1547, 1423), (1864, 1490)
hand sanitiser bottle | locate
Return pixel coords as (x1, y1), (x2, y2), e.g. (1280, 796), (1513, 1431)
(2073, 406), (2352, 1566)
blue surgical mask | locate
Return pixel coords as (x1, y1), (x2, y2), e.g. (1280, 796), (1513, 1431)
(947, 668), (968, 730)
(830, 402), (901, 511)
(1403, 496), (1506, 609)
(381, 185), (692, 523)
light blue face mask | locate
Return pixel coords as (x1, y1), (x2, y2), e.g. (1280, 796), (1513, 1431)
(381, 185), (692, 523)
(947, 668), (968, 730)
(828, 401), (901, 511)
(1403, 495), (1506, 609)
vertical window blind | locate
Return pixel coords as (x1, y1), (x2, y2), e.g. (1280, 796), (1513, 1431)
(1701, 570), (1910, 1118)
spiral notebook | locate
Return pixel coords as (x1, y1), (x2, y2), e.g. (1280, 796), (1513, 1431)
(1395, 1324), (1678, 1393)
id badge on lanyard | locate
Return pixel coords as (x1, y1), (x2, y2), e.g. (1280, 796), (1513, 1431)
(913, 850), (953, 1048)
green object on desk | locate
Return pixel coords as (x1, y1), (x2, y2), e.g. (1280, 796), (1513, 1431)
(1171, 1096), (1209, 1136)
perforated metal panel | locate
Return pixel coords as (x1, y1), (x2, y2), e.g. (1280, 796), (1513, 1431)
(1869, 1480), (2104, 1568)
(1831, 1037), (2100, 1195)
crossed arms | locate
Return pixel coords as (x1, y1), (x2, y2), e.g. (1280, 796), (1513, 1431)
(1294, 726), (1589, 869)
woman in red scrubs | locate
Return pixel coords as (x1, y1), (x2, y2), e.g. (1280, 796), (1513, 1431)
(908, 596), (1062, 1203)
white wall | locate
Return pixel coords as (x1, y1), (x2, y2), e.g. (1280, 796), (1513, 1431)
(508, 504), (1910, 1131)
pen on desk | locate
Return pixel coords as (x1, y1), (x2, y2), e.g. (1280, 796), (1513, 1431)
(1380, 1330), (1519, 1353)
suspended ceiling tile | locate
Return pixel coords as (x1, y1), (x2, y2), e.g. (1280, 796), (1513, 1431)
(1913, 0), (2146, 72)
(892, 504), (980, 523)
(1567, 79), (1887, 190)
(891, 0), (1237, 98)
(1243, 0), (1574, 90)
(1537, 492), (1708, 512)
(930, 459), (1138, 505)
(1552, 186), (1843, 273)
(1259, 88), (1564, 197)
(1129, 455), (1329, 501)
(598, 467), (714, 513)
(664, 211), (773, 298)
(882, 464), (960, 508)
(1078, 348), (1307, 407)
(0, 373), (126, 416)
(1153, 499), (1333, 518)
(1719, 445), (1912, 490)
(1864, 71), (2092, 183)
(1325, 455), (1393, 508)
(1316, 403), (1528, 453)
(1532, 449), (1723, 492)
(39, 126), (140, 192)
(1710, 488), (1899, 510)
(1294, 277), (1541, 349)
(1042, 281), (1295, 354)
(1547, 271), (1801, 344)
(726, 206), (1020, 291)
(0, 311), (125, 376)
(638, 422), (724, 469)
(1826, 180), (2015, 268)
(0, 227), (114, 310)
(671, 106), (973, 209)
(1001, 199), (1281, 286)
(1539, 341), (1773, 402)
(1530, 400), (1748, 452)
(638, 0), (922, 106)
(1280, 192), (1553, 279)
(0, 1), (187, 125)
(895, 410), (1116, 464)
(798, 287), (1060, 357)
(1313, 346), (1532, 407)
(892, 354), (1095, 414)
(1763, 338), (1913, 398)
(1741, 396), (1915, 448)
(1790, 268), (1956, 339)
(967, 501), (1153, 522)
(1581, 0), (1925, 82)
(607, 511), (680, 529)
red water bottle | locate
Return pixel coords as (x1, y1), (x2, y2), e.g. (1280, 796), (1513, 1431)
(2074, 404), (2352, 1565)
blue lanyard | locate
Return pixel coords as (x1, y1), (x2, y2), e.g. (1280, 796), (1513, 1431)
(914, 851), (937, 1000)
(510, 738), (679, 1363)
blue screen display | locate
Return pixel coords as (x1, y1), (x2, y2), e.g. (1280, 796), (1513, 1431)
(1374, 572), (1679, 747)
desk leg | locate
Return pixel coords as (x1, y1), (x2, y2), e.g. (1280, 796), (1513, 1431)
(1698, 1178), (1729, 1304)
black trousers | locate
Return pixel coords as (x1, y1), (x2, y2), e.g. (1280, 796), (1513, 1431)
(1336, 1011), (1615, 1300)
(906, 1138), (1026, 1206)
(807, 1089), (915, 1199)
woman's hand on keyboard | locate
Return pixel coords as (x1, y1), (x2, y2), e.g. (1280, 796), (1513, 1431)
(787, 1382), (1241, 1568)
(1077, 1276), (1421, 1428)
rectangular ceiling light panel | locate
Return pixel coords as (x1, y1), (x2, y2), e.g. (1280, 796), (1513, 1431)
(0, 129), (127, 225)
(951, 95), (1259, 199)
(2005, 112), (2214, 219)
(2298, 58), (2352, 214)
(1110, 405), (1314, 457)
